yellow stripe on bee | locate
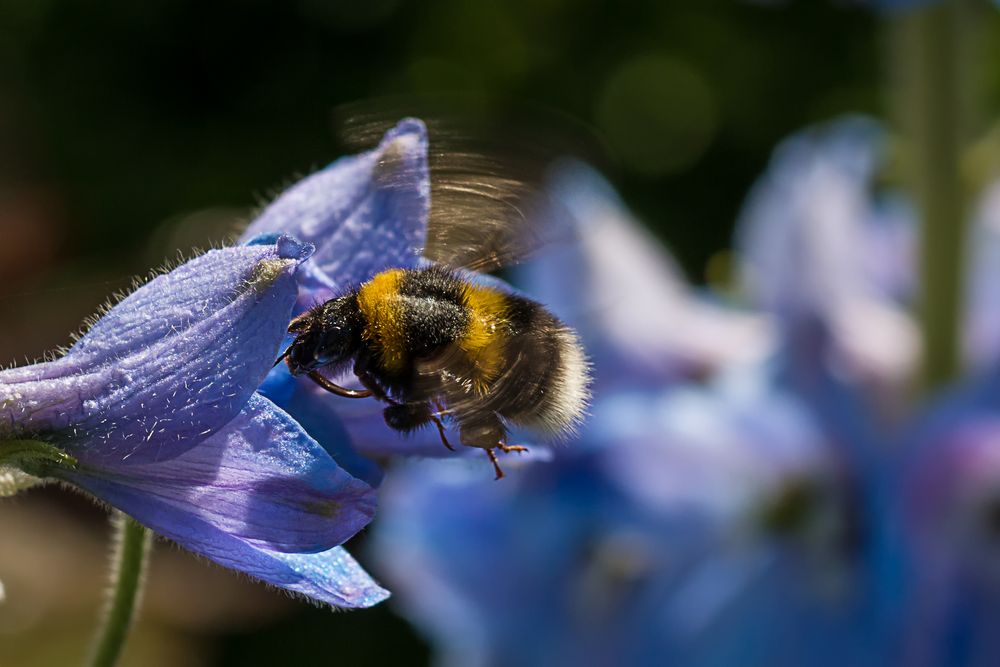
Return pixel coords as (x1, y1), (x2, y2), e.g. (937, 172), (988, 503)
(357, 269), (408, 373)
(459, 284), (509, 393)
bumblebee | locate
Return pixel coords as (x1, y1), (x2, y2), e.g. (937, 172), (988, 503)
(277, 117), (591, 478)
(281, 264), (590, 478)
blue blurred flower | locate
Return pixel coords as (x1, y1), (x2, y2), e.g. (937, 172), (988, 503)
(0, 236), (386, 607)
(367, 116), (1000, 664)
(373, 372), (878, 666)
(736, 118), (917, 389)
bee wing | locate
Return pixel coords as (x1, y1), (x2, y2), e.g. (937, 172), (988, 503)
(423, 146), (567, 273)
(337, 101), (597, 273)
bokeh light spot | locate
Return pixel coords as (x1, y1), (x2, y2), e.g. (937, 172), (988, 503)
(596, 55), (718, 176)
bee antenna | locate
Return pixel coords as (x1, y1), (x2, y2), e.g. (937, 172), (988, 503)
(273, 346), (292, 368)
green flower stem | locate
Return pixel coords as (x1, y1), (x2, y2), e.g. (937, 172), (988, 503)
(89, 513), (152, 667)
(889, 0), (985, 391)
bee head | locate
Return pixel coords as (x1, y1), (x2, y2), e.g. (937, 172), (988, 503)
(284, 295), (362, 375)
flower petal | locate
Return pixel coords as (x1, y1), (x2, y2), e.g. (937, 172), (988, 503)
(241, 118), (430, 298)
(72, 237), (312, 363)
(103, 499), (386, 607)
(776, 316), (886, 471)
(1, 239), (312, 464)
(60, 393), (376, 553)
(594, 371), (839, 522)
(70, 242), (307, 464)
(135, 498), (388, 607)
(520, 161), (771, 382)
(735, 118), (919, 386)
(258, 368), (385, 486)
(262, 546), (389, 608)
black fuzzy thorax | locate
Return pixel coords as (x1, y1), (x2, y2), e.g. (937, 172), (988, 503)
(396, 267), (469, 357)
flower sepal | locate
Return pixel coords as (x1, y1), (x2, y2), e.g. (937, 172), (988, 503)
(0, 438), (77, 476)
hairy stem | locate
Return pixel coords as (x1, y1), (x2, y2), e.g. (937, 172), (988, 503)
(88, 513), (152, 667)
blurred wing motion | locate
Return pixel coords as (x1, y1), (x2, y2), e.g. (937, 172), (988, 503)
(337, 100), (600, 273)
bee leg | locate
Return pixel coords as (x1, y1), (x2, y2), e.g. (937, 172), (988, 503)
(430, 400), (455, 451)
(383, 402), (430, 431)
(459, 418), (512, 480)
(382, 403), (456, 451)
(352, 359), (395, 404)
(430, 415), (456, 451)
(485, 448), (505, 480)
(306, 371), (373, 399)
(489, 438), (527, 480)
(497, 438), (529, 454)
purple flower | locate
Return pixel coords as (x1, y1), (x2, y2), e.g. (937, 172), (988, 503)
(0, 236), (386, 608)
